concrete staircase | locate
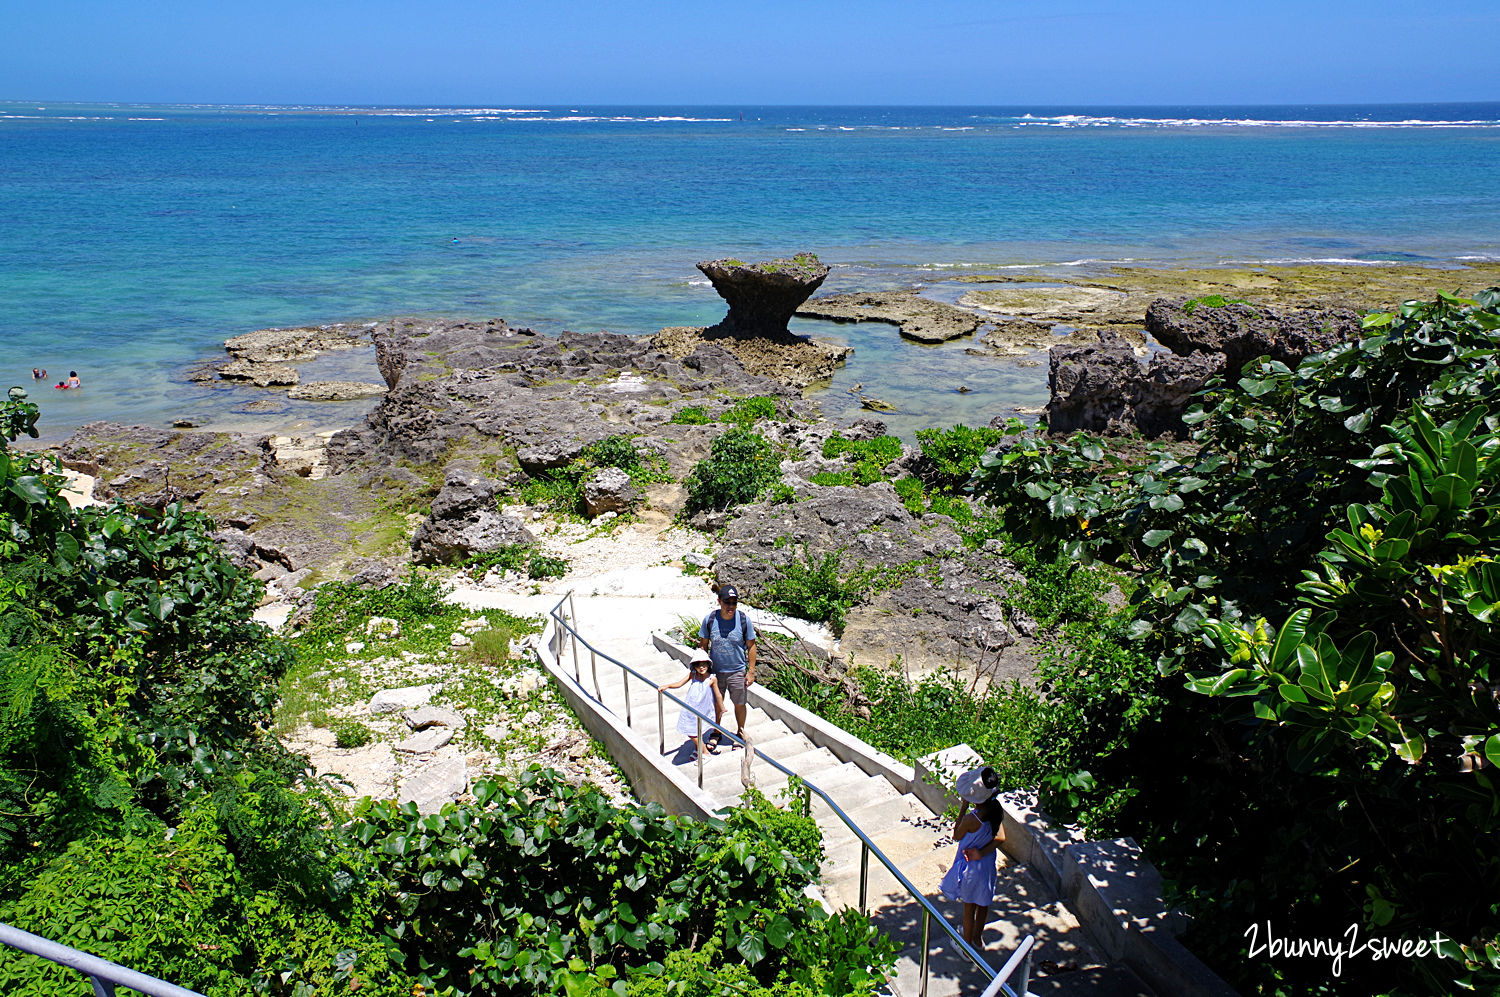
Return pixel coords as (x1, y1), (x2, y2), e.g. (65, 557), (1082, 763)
(571, 622), (1153, 997)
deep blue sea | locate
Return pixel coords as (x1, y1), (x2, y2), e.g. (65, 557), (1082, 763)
(3, 101), (1499, 440)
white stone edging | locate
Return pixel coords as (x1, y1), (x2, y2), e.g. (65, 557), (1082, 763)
(997, 791), (1240, 997)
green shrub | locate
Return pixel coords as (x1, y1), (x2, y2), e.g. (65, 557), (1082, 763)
(684, 428), (782, 514)
(528, 551), (569, 578)
(892, 475), (926, 514)
(721, 395), (781, 428)
(519, 436), (668, 516)
(760, 546), (874, 637)
(732, 787), (824, 869)
(808, 470), (856, 487)
(464, 544), (571, 581)
(914, 423), (1001, 492)
(355, 767), (894, 996)
(670, 405), (712, 425)
(518, 469), (585, 513)
(332, 719), (372, 748)
(764, 482), (797, 505)
(472, 626), (512, 667)
(822, 433), (902, 484)
(969, 288), (1500, 994)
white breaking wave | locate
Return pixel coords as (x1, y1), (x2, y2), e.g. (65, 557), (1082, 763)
(1009, 114), (1500, 129)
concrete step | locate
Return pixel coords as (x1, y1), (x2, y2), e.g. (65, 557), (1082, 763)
(888, 899), (1119, 997)
(709, 743), (841, 798)
(1025, 964), (1154, 997)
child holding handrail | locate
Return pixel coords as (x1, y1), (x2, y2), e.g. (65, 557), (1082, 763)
(659, 654), (724, 761)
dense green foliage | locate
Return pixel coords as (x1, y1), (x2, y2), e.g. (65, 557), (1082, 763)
(669, 405), (713, 425)
(519, 434), (670, 517)
(820, 433), (902, 484)
(463, 543), (571, 581)
(969, 289), (1500, 994)
(684, 428), (783, 514)
(0, 394), (894, 996)
(720, 395), (784, 428)
(759, 546), (881, 637)
(912, 424), (1003, 493)
(0, 387), (401, 995)
(669, 397), (784, 429)
(354, 770), (888, 996)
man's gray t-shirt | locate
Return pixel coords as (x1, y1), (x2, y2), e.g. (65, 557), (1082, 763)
(701, 610), (756, 674)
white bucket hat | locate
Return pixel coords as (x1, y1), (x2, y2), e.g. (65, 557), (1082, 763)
(956, 766), (999, 805)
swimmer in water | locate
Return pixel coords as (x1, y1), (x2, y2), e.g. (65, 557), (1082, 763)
(67, 371), (80, 389)
(31, 368), (41, 380)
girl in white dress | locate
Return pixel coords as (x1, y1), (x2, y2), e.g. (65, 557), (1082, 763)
(659, 656), (724, 760)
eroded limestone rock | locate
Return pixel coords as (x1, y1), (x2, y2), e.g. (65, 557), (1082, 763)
(410, 461), (534, 565)
(1144, 298), (1362, 375)
(1045, 335), (1226, 438)
(797, 290), (984, 343)
(698, 254), (830, 336)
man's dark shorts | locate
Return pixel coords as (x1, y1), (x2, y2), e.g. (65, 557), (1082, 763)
(716, 670), (748, 706)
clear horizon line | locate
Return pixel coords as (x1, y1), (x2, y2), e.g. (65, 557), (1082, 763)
(4, 97), (1500, 109)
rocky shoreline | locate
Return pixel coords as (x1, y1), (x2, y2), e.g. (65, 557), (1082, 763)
(36, 257), (1500, 814)
(48, 258), (1500, 640)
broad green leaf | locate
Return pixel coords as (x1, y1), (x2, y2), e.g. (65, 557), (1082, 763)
(1269, 611), (1311, 671)
(736, 931), (766, 964)
(1393, 729), (1426, 765)
(1142, 529), (1173, 548)
(7, 475), (47, 505)
(1485, 734), (1500, 770)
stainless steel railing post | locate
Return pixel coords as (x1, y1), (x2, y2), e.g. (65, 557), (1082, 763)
(624, 670), (631, 726)
(859, 841), (870, 914)
(590, 646), (601, 701)
(1017, 947), (1032, 997)
(696, 716), (704, 787)
(919, 909), (932, 997)
(658, 690), (665, 756)
(569, 594), (581, 683)
(92, 977), (116, 997)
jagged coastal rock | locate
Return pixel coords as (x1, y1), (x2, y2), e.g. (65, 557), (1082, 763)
(217, 359), (300, 387)
(1046, 333), (1226, 438)
(650, 324), (850, 388)
(410, 461), (535, 565)
(212, 322), (374, 387)
(698, 253), (830, 336)
(649, 254), (850, 388)
(797, 290), (984, 343)
(1143, 298), (1363, 374)
(714, 481), (1037, 674)
(287, 380), (388, 401)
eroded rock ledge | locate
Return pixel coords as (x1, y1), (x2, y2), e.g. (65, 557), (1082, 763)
(797, 290), (984, 343)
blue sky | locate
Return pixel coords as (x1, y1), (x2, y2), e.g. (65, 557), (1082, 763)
(3, 0), (1496, 105)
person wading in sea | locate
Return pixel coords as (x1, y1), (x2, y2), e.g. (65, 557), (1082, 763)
(698, 585), (756, 750)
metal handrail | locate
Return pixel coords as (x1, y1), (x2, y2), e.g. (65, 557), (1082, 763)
(0, 922), (206, 997)
(548, 593), (1034, 997)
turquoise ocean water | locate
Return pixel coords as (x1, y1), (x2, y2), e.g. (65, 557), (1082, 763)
(3, 102), (1499, 440)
